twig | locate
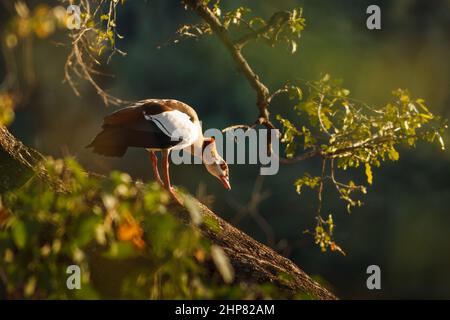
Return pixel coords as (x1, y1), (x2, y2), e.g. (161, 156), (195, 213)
(233, 11), (290, 48)
(184, 0), (271, 124)
(63, 0), (129, 106)
(221, 123), (255, 133)
(278, 148), (321, 164)
(229, 176), (274, 246)
(316, 159), (327, 216)
(317, 94), (331, 136)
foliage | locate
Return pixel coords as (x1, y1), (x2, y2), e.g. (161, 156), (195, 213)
(0, 157), (298, 299)
(177, 1), (305, 53)
(277, 75), (446, 252)
(60, 0), (129, 105)
(1, 0), (447, 256)
(174, 1), (446, 252)
(305, 215), (345, 256)
(3, 2), (65, 43)
(0, 2), (67, 126)
(0, 93), (15, 126)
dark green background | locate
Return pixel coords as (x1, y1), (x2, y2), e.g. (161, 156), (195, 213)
(4, 0), (450, 298)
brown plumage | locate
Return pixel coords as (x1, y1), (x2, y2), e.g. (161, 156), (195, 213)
(86, 99), (197, 156)
(87, 99), (230, 204)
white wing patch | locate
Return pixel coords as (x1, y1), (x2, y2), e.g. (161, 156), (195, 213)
(144, 110), (200, 150)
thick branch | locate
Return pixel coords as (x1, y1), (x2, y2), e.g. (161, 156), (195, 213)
(174, 200), (336, 299)
(0, 125), (336, 299)
(0, 126), (67, 193)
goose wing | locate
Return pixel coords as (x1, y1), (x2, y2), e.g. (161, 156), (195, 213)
(87, 100), (200, 156)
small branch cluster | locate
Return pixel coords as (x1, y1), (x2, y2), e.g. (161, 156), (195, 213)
(182, 0), (305, 155)
(282, 75), (446, 252)
(178, 0), (447, 253)
(63, 0), (128, 106)
(6, 0), (443, 254)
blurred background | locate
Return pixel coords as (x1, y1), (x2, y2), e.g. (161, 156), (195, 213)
(1, 0), (450, 298)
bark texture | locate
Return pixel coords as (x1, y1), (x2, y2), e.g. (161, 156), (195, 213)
(0, 125), (336, 300)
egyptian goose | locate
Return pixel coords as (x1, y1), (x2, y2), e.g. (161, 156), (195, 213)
(87, 99), (231, 201)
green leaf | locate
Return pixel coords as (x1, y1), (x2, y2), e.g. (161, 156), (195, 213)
(295, 174), (321, 194)
(74, 216), (101, 247)
(416, 98), (430, 113)
(365, 163), (373, 185)
(183, 195), (202, 225)
(291, 40), (297, 54)
(24, 276), (36, 297)
(103, 242), (138, 260)
(288, 86), (302, 100)
(12, 220), (27, 249)
(437, 133), (445, 150)
(73, 284), (100, 299)
(211, 245), (234, 284)
(388, 148), (400, 161)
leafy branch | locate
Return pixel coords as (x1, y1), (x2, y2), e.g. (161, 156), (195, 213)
(3, 0), (445, 254)
(63, 0), (128, 106)
(182, 0), (306, 155)
(60, 0), (447, 253)
(281, 76), (446, 252)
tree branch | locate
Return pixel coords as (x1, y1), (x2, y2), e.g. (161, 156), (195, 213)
(184, 0), (271, 123)
(234, 11), (291, 48)
(0, 125), (337, 300)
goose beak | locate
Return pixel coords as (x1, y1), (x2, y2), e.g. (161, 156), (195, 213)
(220, 176), (231, 190)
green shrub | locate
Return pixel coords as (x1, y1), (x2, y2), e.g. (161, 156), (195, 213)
(0, 157), (288, 299)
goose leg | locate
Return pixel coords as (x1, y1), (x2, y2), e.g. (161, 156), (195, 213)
(149, 150), (163, 186)
(162, 149), (182, 204)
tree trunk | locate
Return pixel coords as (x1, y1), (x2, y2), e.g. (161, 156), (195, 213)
(0, 125), (337, 300)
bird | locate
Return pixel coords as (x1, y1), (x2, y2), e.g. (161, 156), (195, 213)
(87, 99), (231, 203)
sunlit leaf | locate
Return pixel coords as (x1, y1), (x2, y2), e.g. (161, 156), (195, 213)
(365, 163), (373, 185)
(211, 245), (234, 284)
(12, 219), (26, 249)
